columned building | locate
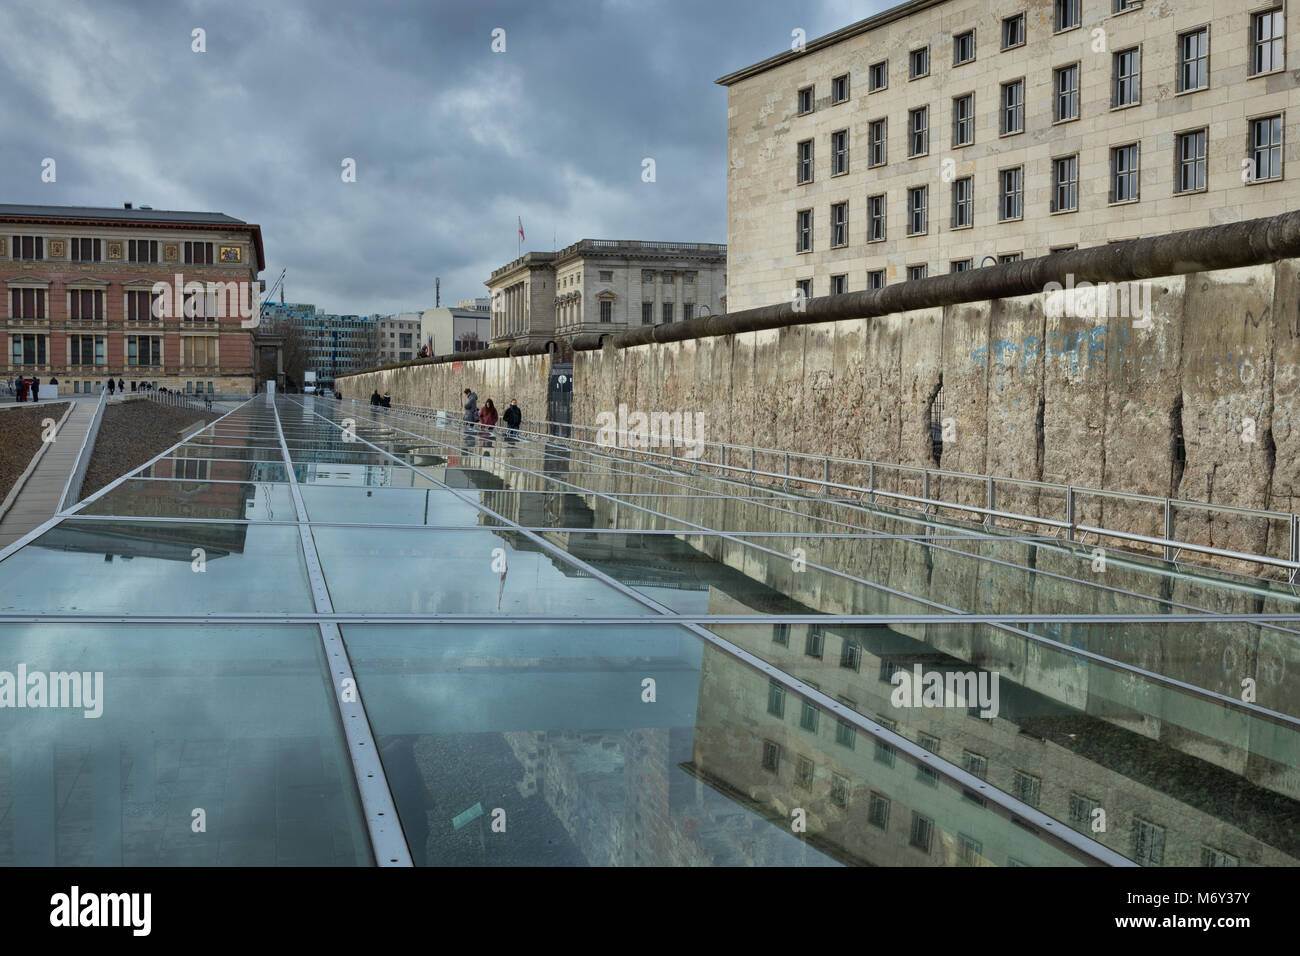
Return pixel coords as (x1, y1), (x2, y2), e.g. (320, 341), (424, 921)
(717, 0), (1300, 312)
(487, 241), (727, 347)
(2, 203), (265, 393)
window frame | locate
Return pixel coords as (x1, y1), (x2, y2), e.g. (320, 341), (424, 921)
(831, 73), (850, 104)
(908, 106), (930, 157)
(867, 118), (888, 167)
(953, 29), (976, 66)
(907, 185), (928, 236)
(952, 92), (975, 147)
(797, 138), (814, 184)
(1054, 0), (1081, 33)
(1051, 154), (1080, 212)
(1248, 112), (1285, 183)
(867, 194), (886, 242)
(1000, 78), (1025, 136)
(796, 208), (813, 253)
(951, 175), (974, 229)
(999, 165), (1025, 221)
(867, 59), (889, 92)
(830, 201), (849, 248)
(1001, 12), (1026, 50)
(909, 45), (930, 79)
(1112, 45), (1143, 109)
(831, 129), (850, 176)
(1177, 25), (1210, 94)
(1250, 8), (1287, 77)
(1174, 127), (1209, 194)
(1110, 142), (1141, 204)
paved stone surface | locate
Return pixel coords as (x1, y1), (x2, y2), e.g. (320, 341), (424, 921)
(0, 398), (96, 551)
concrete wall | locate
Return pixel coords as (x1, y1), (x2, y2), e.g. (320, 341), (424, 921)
(574, 260), (1300, 559)
(339, 353), (551, 424)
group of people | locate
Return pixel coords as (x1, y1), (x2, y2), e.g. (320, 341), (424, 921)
(10, 376), (49, 402)
(463, 388), (522, 434)
(369, 390), (392, 408)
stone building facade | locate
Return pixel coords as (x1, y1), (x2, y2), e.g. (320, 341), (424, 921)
(487, 241), (727, 347)
(1, 203), (265, 393)
(717, 0), (1300, 312)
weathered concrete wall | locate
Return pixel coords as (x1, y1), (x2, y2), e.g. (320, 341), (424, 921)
(574, 260), (1300, 559)
(339, 354), (552, 425)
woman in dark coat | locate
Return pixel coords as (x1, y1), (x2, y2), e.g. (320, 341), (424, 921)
(479, 398), (499, 428)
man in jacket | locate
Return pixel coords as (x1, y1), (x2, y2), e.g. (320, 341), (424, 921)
(463, 388), (478, 423)
(502, 399), (522, 435)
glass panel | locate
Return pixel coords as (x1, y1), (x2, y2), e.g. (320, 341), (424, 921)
(77, 479), (296, 523)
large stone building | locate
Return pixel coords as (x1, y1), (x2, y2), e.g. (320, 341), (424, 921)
(487, 240), (727, 347)
(2, 203), (264, 393)
(717, 0), (1300, 312)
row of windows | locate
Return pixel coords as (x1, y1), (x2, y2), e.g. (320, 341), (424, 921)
(8, 287), (236, 321)
(8, 332), (217, 367)
(795, 6), (1285, 116)
(792, 120), (1284, 257)
(8, 236), (221, 264)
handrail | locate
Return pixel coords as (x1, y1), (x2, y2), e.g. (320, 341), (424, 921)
(58, 390), (109, 512)
(340, 397), (1300, 576)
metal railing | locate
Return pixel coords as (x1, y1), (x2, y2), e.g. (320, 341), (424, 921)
(58, 387), (109, 512)
(334, 397), (1300, 581)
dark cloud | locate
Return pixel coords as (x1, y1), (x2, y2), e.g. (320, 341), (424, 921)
(0, 0), (885, 312)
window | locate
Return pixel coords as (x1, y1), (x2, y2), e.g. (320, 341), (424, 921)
(662, 274), (674, 284)
(70, 335), (104, 366)
(598, 270), (613, 281)
(69, 289), (104, 320)
(800, 698), (820, 733)
(641, 302), (653, 325)
(797, 139), (814, 183)
(9, 287), (46, 319)
(868, 60), (888, 91)
(951, 258), (973, 273)
(957, 833), (983, 866)
(917, 732), (940, 784)
(1132, 818), (1166, 866)
(1250, 115), (1284, 182)
(1201, 846), (1239, 867)
(867, 194), (886, 241)
(831, 130), (849, 175)
(683, 273), (694, 283)
(772, 622), (790, 646)
(1000, 252), (1023, 263)
(831, 73), (849, 103)
(910, 812), (934, 852)
(796, 209), (813, 252)
(867, 270), (885, 290)
(952, 176), (974, 228)
(840, 638), (861, 671)
(908, 107), (929, 156)
(1113, 47), (1141, 107)
(795, 278), (812, 300)
(661, 302), (673, 323)
(795, 755), (815, 789)
(879, 659), (899, 683)
(70, 238), (101, 262)
(830, 274), (847, 295)
(907, 264), (928, 281)
(867, 792), (890, 829)
(767, 679), (786, 717)
(1001, 80), (1024, 134)
(682, 303), (694, 321)
(829, 773), (849, 809)
(830, 202), (848, 247)
(909, 46), (929, 78)
(962, 750), (988, 779)
(1012, 771), (1041, 806)
(1179, 28), (1209, 92)
(1175, 129), (1208, 193)
(1251, 9), (1285, 75)
(182, 337), (217, 367)
(127, 335), (162, 366)
(1115, 0), (1141, 10)
(868, 119), (887, 167)
(1000, 166), (1024, 221)
(1052, 155), (1079, 211)
(183, 241), (213, 264)
(761, 740), (780, 773)
(1111, 143), (1140, 202)
(1054, 0), (1080, 32)
(11, 333), (47, 365)
(1054, 63), (1080, 121)
(907, 186), (928, 235)
(599, 300), (613, 323)
(804, 624), (824, 658)
(129, 239), (159, 263)
(1002, 13), (1026, 49)
(1068, 793), (1099, 830)
(874, 715), (897, 767)
(797, 86), (814, 114)
(952, 93), (974, 146)
(953, 30), (975, 65)
(11, 235), (43, 260)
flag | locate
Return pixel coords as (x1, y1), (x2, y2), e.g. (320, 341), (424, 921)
(518, 217), (525, 242)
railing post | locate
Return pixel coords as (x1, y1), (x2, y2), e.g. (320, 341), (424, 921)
(1164, 498), (1175, 561)
(720, 444), (726, 474)
(1291, 513), (1298, 565)
(750, 447), (756, 481)
(1066, 486), (1076, 541)
(922, 469), (931, 513)
(985, 476), (995, 528)
(868, 462), (876, 503)
(783, 452), (790, 491)
(823, 457), (830, 489)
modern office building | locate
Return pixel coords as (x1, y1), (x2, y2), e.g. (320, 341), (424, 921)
(259, 302), (380, 381)
(487, 240), (727, 347)
(716, 0), (1300, 312)
(376, 312), (422, 363)
(2, 203), (265, 393)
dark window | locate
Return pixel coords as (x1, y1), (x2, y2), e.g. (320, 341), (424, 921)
(831, 74), (849, 103)
(868, 792), (890, 829)
(1132, 818), (1166, 866)
(641, 302), (653, 325)
(906, 264), (928, 281)
(599, 300), (612, 323)
(129, 239), (159, 263)
(1251, 116), (1284, 182)
(661, 302), (673, 323)
(797, 139), (814, 183)
(908, 107), (929, 156)
(1251, 10), (1285, 75)
(804, 624), (824, 658)
(1054, 64), (1080, 121)
(69, 289), (104, 320)
(10, 287), (46, 319)
(910, 812), (934, 852)
(70, 238), (101, 262)
(868, 194), (886, 241)
(1054, 0), (1080, 32)
(761, 739), (780, 773)
(796, 209), (813, 252)
(868, 119), (887, 166)
(867, 270), (885, 290)
(1179, 28), (1209, 92)
(800, 698), (820, 732)
(952, 93), (974, 146)
(953, 30), (975, 65)
(795, 756), (815, 789)
(830, 274), (846, 295)
(1175, 130), (1208, 192)
(952, 176), (974, 228)
(1111, 144), (1140, 202)
(1052, 155), (1079, 211)
(830, 202), (848, 247)
(868, 60), (888, 91)
(1002, 13), (1025, 49)
(831, 129), (849, 174)
(797, 86), (814, 114)
(1000, 166), (1024, 220)
(767, 679), (786, 718)
(909, 46), (929, 78)
(11, 235), (43, 260)
(184, 241), (213, 264)
(1113, 47), (1141, 107)
(1001, 80), (1024, 134)
(772, 622), (790, 646)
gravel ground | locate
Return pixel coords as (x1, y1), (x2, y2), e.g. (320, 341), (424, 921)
(81, 401), (223, 499)
(0, 403), (70, 504)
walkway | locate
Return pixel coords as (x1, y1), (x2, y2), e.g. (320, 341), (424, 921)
(0, 397), (97, 551)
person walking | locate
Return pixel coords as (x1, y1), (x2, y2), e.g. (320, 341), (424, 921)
(462, 388), (478, 423)
(381, 392), (392, 408)
(30, 377), (39, 402)
(118, 378), (125, 393)
(18, 378), (28, 402)
(370, 389), (381, 407)
(502, 399), (522, 436)
(479, 398), (499, 429)
(108, 378), (115, 395)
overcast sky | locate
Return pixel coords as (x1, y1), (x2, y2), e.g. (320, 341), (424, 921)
(0, 0), (886, 314)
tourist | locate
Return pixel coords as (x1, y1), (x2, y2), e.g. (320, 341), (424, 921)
(118, 378), (125, 392)
(370, 390), (381, 407)
(30, 377), (39, 402)
(18, 378), (28, 402)
(462, 388), (478, 423)
(381, 392), (392, 408)
(479, 398), (498, 429)
(108, 378), (115, 395)
(502, 399), (522, 435)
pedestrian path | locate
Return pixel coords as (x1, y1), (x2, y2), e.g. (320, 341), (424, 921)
(0, 397), (98, 551)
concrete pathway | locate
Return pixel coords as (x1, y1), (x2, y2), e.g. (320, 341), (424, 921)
(0, 397), (98, 552)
